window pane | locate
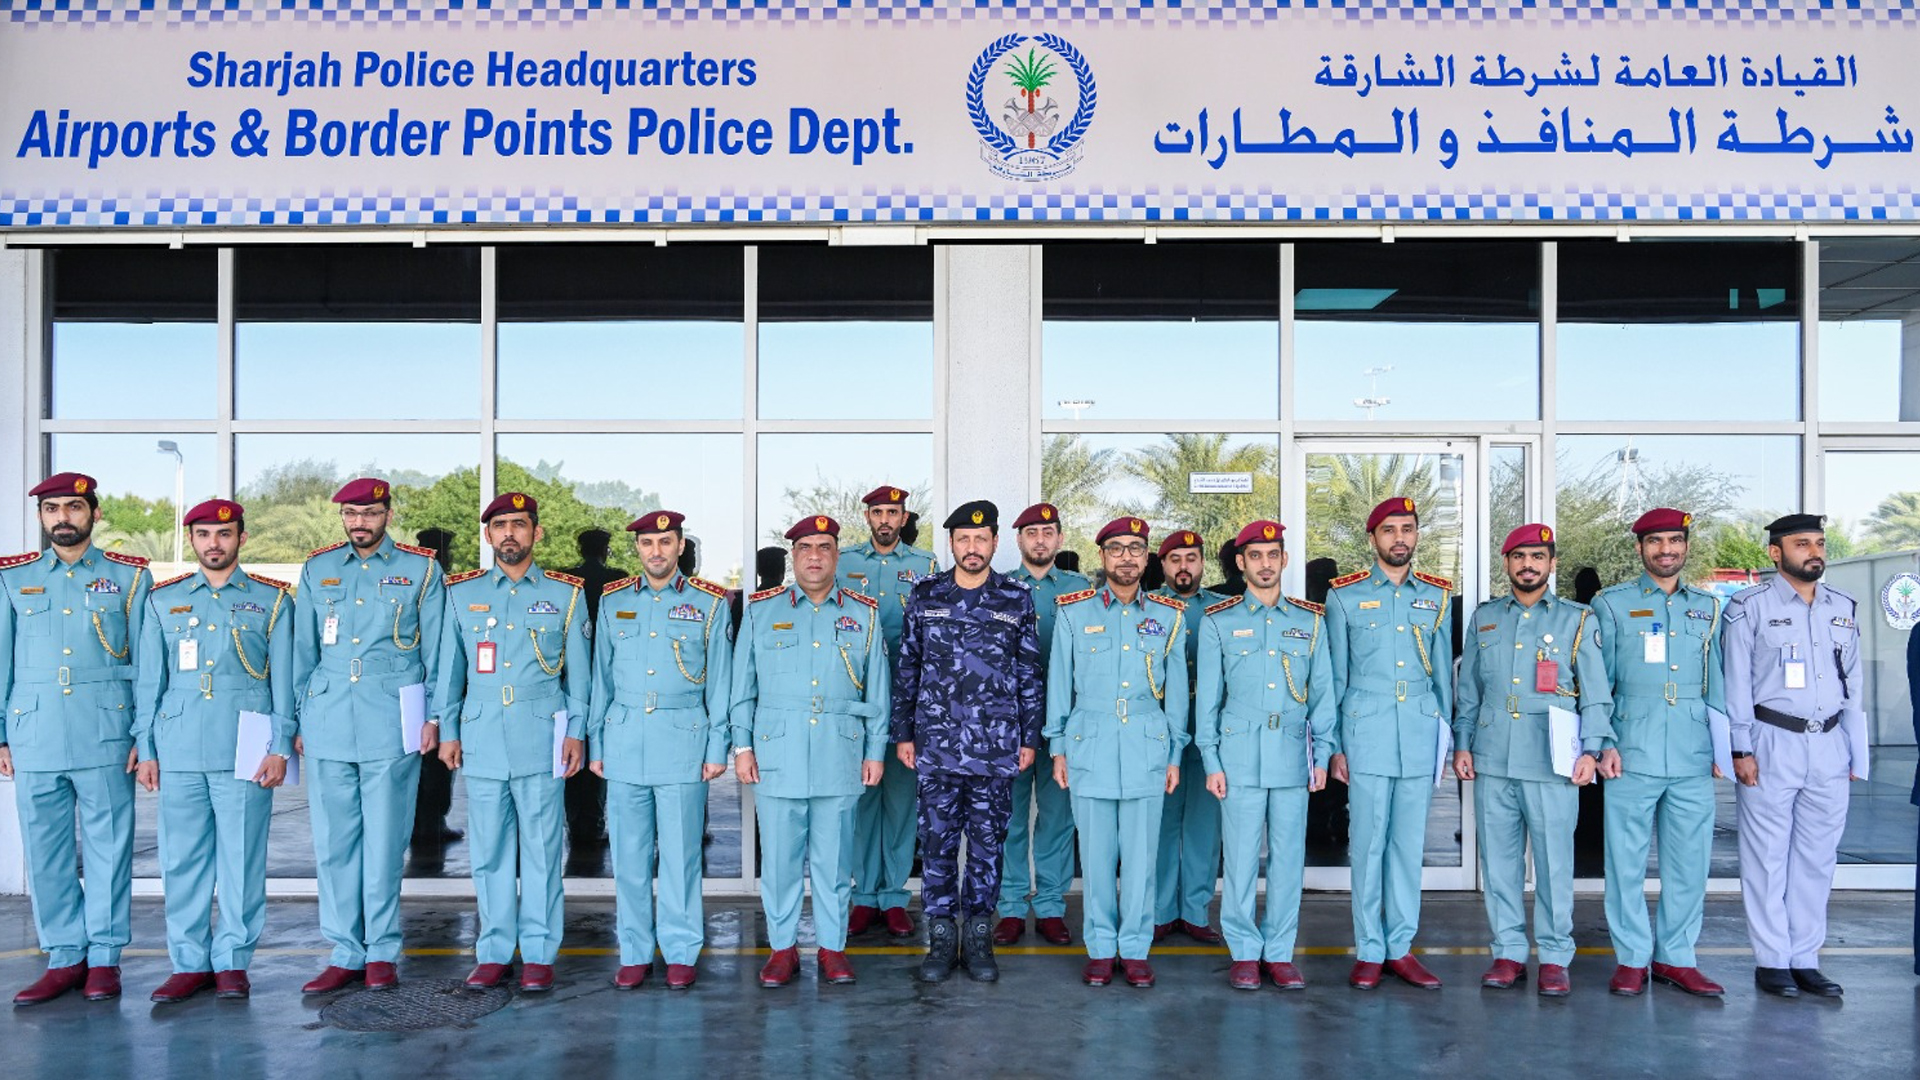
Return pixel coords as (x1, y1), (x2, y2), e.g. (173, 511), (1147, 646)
(47, 433), (218, 578)
(1043, 244), (1278, 422)
(51, 247), (217, 420)
(1294, 241), (1538, 422)
(235, 246), (481, 420)
(497, 245), (744, 421)
(1558, 241), (1800, 422)
(233, 433), (482, 569)
(758, 247), (933, 421)
(1488, 444), (1529, 599)
(757, 434), (934, 550)
(1818, 239), (1920, 422)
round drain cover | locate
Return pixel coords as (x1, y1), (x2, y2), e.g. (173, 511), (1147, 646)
(318, 978), (512, 1032)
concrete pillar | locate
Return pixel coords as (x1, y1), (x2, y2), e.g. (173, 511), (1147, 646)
(0, 248), (29, 894)
(938, 245), (1037, 573)
(1901, 311), (1920, 422)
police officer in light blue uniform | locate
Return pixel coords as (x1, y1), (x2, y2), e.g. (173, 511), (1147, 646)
(733, 514), (890, 988)
(1045, 516), (1188, 989)
(1195, 521), (1333, 991)
(2, 472), (148, 1007)
(1151, 529), (1227, 946)
(1455, 523), (1613, 997)
(291, 476), (444, 995)
(1324, 496), (1452, 992)
(996, 502), (1088, 947)
(839, 484), (938, 939)
(588, 510), (732, 992)
(435, 492), (589, 993)
(133, 498), (293, 1004)
(1724, 514), (1863, 1000)
(1591, 507), (1727, 999)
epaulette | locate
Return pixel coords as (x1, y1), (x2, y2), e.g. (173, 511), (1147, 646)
(394, 542), (436, 559)
(1056, 588), (1097, 606)
(842, 588), (879, 609)
(1330, 570), (1371, 589)
(1411, 571), (1452, 591)
(604, 576), (639, 596)
(308, 541), (346, 558)
(444, 569), (485, 586)
(1729, 583), (1768, 604)
(544, 569), (584, 588)
(1288, 596), (1325, 616)
(749, 585), (789, 603)
(1204, 595), (1244, 616)
(0, 551), (41, 571)
(103, 550), (148, 568)
(1146, 592), (1186, 611)
(250, 574), (291, 591)
(688, 577), (728, 600)
(152, 572), (193, 590)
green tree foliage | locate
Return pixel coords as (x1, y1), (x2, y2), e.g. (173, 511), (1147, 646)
(1549, 453), (1776, 598)
(773, 473), (931, 547)
(1862, 491), (1920, 554)
(1303, 453), (1456, 585)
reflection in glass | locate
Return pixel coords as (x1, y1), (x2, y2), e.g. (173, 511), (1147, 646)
(51, 246), (218, 420)
(1488, 445), (1528, 599)
(756, 434), (934, 549)
(758, 247), (933, 421)
(234, 433), (480, 570)
(1817, 239), (1920, 422)
(1558, 241), (1800, 422)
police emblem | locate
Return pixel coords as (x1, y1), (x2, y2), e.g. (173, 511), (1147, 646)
(1881, 571), (1920, 631)
(511, 494), (526, 509)
(971, 509), (985, 525)
(657, 513), (671, 531)
(373, 484), (386, 499)
(216, 505), (233, 522)
(968, 33), (1096, 182)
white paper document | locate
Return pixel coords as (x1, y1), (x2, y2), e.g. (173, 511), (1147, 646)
(552, 711), (570, 778)
(1433, 720), (1454, 786)
(399, 682), (428, 754)
(1707, 707), (1734, 781)
(234, 710), (299, 786)
(1549, 705), (1582, 780)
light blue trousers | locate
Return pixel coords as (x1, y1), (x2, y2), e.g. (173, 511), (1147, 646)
(308, 754), (420, 968)
(998, 763), (1077, 920)
(158, 770), (273, 972)
(757, 793), (858, 952)
(15, 764), (134, 968)
(1155, 745), (1221, 925)
(609, 779), (709, 967)
(467, 773), (566, 966)
(1073, 794), (1164, 960)
(851, 755), (916, 910)
(1347, 772), (1432, 963)
(1603, 772), (1714, 968)
(1476, 775), (1580, 967)
(1219, 784), (1308, 963)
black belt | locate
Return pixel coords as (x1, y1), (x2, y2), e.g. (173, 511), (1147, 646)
(1753, 704), (1841, 735)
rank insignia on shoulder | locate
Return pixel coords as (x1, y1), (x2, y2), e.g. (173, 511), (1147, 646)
(527, 600), (561, 615)
(251, 575), (291, 591)
(0, 551), (42, 570)
(835, 615), (863, 633)
(604, 576), (639, 595)
(445, 569), (486, 586)
(544, 570), (584, 588)
(1057, 588), (1097, 606)
(1410, 598), (1439, 611)
(153, 573), (193, 591)
(749, 585), (788, 603)
(1287, 596), (1324, 616)
(1136, 618), (1165, 637)
(1283, 627), (1313, 640)
(669, 604), (704, 622)
(688, 577), (727, 599)
(394, 542), (436, 559)
(1145, 593), (1185, 611)
(843, 590), (879, 609)
(1330, 570), (1371, 589)
(379, 577), (413, 587)
(1205, 595), (1244, 616)
(1411, 571), (1453, 591)
(308, 542), (347, 558)
(85, 578), (122, 594)
(103, 551), (149, 568)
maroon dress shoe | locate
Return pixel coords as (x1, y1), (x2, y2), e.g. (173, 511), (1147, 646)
(1609, 965), (1648, 996)
(14, 964), (87, 1007)
(1267, 962), (1306, 990)
(365, 962), (398, 991)
(1228, 960), (1263, 990)
(1349, 961), (1384, 990)
(1481, 959), (1527, 989)
(465, 963), (512, 990)
(1178, 920), (1223, 945)
(759, 947), (800, 987)
(847, 906), (880, 936)
(150, 971), (215, 1003)
(1152, 922), (1175, 943)
(1537, 964), (1571, 997)
(818, 949), (857, 984)
(1385, 954), (1442, 989)
(213, 971), (251, 999)
(1120, 958), (1156, 988)
(519, 964), (555, 992)
(1035, 918), (1072, 946)
(613, 964), (651, 990)
(1651, 963), (1725, 997)
(82, 966), (122, 1001)
(301, 966), (365, 995)
(665, 964), (697, 990)
(1082, 957), (1116, 986)
(993, 917), (1026, 946)
(883, 907), (914, 938)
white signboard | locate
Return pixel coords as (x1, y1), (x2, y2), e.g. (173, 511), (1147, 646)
(2, 2), (1917, 228)
(1189, 472), (1255, 495)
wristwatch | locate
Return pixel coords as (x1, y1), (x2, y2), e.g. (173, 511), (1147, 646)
(1731, 751), (1754, 759)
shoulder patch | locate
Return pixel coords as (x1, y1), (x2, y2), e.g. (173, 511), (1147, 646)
(444, 569), (486, 586)
(393, 542), (436, 559)
(1411, 571), (1452, 591)
(0, 551), (43, 571)
(749, 585), (789, 603)
(1330, 570), (1371, 589)
(1287, 596), (1326, 616)
(1056, 588), (1097, 606)
(308, 541), (346, 558)
(1204, 595), (1244, 616)
(250, 574), (291, 591)
(1146, 592), (1186, 611)
(842, 588), (879, 609)
(544, 569), (584, 588)
(688, 577), (728, 599)
(151, 572), (193, 590)
(603, 576), (639, 596)
(1729, 584), (1767, 604)
(103, 550), (148, 568)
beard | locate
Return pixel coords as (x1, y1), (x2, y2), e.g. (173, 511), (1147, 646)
(47, 521), (91, 546)
(495, 543), (531, 567)
(1780, 557), (1824, 583)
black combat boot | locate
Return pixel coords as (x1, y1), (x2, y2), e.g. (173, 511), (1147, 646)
(961, 914), (999, 983)
(919, 917), (959, 983)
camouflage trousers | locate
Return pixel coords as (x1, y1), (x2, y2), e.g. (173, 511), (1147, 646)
(916, 773), (1015, 919)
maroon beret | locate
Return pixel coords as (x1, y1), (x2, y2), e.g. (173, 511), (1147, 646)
(481, 491), (537, 522)
(786, 515), (841, 541)
(1158, 530), (1203, 558)
(628, 510), (686, 535)
(1631, 507), (1692, 536)
(183, 499), (244, 527)
(1501, 523), (1555, 555)
(331, 477), (392, 505)
(1012, 503), (1061, 530)
(1366, 496), (1418, 533)
(1234, 520), (1285, 548)
(29, 472), (97, 500)
(860, 485), (909, 507)
(1095, 517), (1150, 546)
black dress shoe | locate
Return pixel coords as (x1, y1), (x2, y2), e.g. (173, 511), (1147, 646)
(1754, 967), (1800, 998)
(1789, 968), (1843, 997)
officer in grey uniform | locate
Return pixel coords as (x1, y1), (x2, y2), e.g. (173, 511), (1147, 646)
(1724, 513), (1862, 999)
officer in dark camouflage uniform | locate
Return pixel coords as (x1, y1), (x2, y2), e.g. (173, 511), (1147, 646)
(893, 500), (1044, 983)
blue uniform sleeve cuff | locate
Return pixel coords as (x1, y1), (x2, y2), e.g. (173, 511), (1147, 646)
(1200, 750), (1223, 776)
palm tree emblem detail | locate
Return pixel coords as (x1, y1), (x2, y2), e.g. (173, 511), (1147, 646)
(1004, 48), (1061, 150)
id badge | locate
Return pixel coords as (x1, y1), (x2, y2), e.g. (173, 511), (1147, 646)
(1784, 660), (1806, 689)
(1535, 659), (1559, 693)
(476, 640), (497, 675)
(177, 637), (198, 672)
(321, 613), (339, 646)
(1643, 625), (1666, 665)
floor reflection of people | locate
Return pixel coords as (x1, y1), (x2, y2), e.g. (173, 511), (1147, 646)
(410, 528), (462, 868)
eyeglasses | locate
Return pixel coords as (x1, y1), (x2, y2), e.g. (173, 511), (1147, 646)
(340, 508), (388, 522)
(1101, 542), (1148, 557)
